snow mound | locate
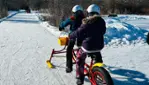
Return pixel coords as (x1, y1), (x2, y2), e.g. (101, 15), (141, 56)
(105, 18), (148, 46)
(117, 15), (149, 21)
(40, 22), (61, 37)
(39, 14), (148, 46)
(0, 10), (26, 23)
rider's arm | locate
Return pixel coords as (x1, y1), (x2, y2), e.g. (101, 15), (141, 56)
(101, 19), (106, 35)
(59, 17), (74, 31)
(70, 24), (88, 40)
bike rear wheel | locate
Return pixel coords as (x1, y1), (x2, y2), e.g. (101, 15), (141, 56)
(92, 66), (114, 85)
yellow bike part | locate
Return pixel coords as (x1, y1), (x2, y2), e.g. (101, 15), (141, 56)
(92, 63), (104, 68)
(46, 60), (53, 68)
(58, 37), (68, 46)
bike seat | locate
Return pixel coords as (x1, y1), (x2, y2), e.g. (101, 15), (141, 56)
(87, 53), (97, 58)
(81, 47), (101, 59)
(81, 47), (101, 53)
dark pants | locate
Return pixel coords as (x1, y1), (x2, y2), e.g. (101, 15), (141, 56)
(66, 39), (75, 68)
(76, 48), (103, 83)
(147, 32), (149, 45)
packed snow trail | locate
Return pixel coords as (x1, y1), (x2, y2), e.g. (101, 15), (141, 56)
(0, 12), (149, 85)
(0, 12), (81, 85)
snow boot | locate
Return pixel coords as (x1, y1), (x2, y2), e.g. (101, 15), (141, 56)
(66, 67), (73, 73)
(76, 76), (84, 85)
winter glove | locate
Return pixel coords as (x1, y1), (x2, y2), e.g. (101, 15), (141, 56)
(59, 27), (64, 31)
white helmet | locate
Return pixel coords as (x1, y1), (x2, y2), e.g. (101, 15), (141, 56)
(72, 5), (83, 13)
(87, 4), (100, 14)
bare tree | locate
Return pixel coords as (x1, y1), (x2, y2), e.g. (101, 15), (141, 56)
(0, 0), (8, 18)
(5, 0), (145, 26)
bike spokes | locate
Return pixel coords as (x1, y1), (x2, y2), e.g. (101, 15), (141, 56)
(94, 72), (107, 85)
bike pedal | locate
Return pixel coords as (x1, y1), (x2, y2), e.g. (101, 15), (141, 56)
(84, 73), (89, 76)
(73, 62), (76, 64)
(84, 68), (88, 75)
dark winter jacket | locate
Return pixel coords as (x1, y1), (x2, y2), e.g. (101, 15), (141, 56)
(59, 12), (85, 34)
(147, 32), (149, 45)
(70, 15), (106, 51)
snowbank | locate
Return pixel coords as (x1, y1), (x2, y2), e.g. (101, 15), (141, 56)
(105, 18), (148, 46)
(39, 14), (149, 46)
(40, 22), (61, 37)
(0, 10), (25, 23)
(117, 15), (149, 21)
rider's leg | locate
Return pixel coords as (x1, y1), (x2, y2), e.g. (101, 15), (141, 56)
(95, 52), (103, 63)
(66, 39), (75, 73)
(147, 32), (149, 45)
(76, 49), (87, 85)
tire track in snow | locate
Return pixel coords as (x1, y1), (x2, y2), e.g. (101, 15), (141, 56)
(49, 57), (67, 85)
(52, 56), (77, 85)
(0, 41), (23, 85)
(12, 43), (23, 56)
(7, 42), (23, 83)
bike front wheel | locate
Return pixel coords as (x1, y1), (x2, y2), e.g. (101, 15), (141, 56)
(91, 66), (114, 85)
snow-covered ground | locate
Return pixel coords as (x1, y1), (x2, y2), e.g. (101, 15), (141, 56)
(116, 15), (149, 30)
(0, 10), (22, 23)
(0, 11), (149, 85)
(41, 15), (149, 46)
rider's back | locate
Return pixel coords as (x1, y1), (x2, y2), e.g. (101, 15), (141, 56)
(78, 15), (106, 51)
(59, 11), (85, 33)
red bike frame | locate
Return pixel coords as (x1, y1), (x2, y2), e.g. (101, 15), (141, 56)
(72, 48), (99, 85)
(48, 46), (99, 85)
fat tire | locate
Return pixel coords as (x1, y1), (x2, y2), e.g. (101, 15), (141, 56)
(92, 66), (114, 85)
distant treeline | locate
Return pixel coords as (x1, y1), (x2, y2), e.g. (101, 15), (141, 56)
(0, 0), (7, 18)
(38, 0), (149, 26)
(0, 0), (45, 18)
(0, 0), (149, 26)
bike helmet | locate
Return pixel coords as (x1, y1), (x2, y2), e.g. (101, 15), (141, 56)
(72, 5), (83, 13)
(87, 4), (100, 14)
